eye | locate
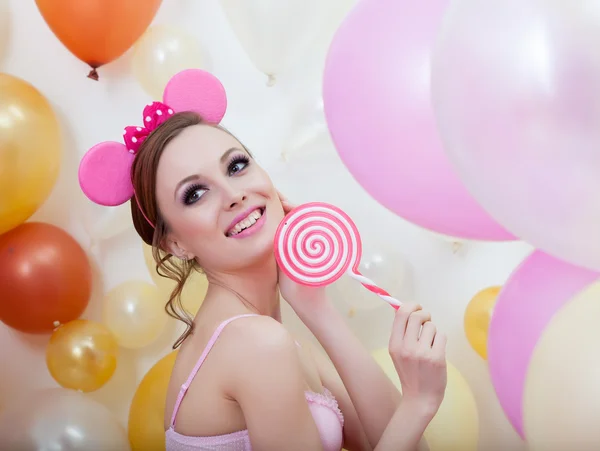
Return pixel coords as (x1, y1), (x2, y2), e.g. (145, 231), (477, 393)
(182, 184), (207, 205)
(227, 155), (250, 175)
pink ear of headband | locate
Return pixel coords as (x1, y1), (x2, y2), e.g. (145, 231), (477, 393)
(78, 69), (228, 220)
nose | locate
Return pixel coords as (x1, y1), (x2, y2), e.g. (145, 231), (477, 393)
(223, 185), (246, 210)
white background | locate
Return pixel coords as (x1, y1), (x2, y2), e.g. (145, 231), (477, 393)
(0, 1), (531, 450)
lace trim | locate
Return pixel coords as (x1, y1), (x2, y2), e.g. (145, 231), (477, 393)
(166, 427), (249, 445)
(304, 388), (345, 426)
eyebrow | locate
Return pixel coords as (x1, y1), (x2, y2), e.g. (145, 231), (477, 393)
(173, 147), (242, 200)
(220, 147), (240, 163)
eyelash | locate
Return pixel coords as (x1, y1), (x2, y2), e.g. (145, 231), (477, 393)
(182, 183), (207, 205)
(181, 154), (251, 205)
(227, 154), (250, 175)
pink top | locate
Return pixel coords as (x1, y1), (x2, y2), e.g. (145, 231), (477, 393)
(165, 314), (345, 451)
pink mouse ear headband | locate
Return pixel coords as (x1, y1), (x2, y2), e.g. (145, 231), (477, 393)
(78, 69), (228, 228)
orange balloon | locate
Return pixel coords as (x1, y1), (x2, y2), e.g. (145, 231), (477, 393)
(46, 319), (119, 392)
(35, 0), (163, 79)
(0, 222), (92, 333)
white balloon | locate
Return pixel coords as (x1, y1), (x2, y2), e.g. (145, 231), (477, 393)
(81, 201), (132, 243)
(219, 0), (356, 83)
(0, 388), (130, 450)
(328, 241), (414, 313)
(279, 0), (356, 157)
(431, 0), (600, 270)
(0, 0), (9, 62)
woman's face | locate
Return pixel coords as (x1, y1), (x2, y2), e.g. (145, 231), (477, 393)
(155, 124), (285, 272)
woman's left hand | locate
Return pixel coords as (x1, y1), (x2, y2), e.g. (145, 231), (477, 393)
(276, 192), (330, 318)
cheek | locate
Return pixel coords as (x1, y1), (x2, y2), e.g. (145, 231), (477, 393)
(178, 207), (218, 237)
(250, 170), (276, 195)
(163, 203), (221, 248)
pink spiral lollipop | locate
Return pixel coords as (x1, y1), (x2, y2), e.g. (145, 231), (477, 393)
(274, 202), (402, 309)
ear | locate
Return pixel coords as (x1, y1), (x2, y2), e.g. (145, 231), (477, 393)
(79, 141), (135, 206)
(163, 69), (227, 124)
(162, 235), (194, 261)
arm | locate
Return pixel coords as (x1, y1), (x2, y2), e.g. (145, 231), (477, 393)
(375, 303), (447, 451)
(277, 194), (442, 450)
(224, 316), (324, 451)
(293, 299), (404, 448)
(374, 399), (435, 451)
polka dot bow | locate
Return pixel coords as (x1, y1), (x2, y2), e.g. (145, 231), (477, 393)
(123, 102), (175, 154)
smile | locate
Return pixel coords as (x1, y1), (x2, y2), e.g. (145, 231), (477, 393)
(226, 207), (266, 238)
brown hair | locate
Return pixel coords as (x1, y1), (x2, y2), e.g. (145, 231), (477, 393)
(130, 111), (205, 349)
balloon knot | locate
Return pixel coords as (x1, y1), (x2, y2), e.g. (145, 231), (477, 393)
(452, 241), (463, 254)
(266, 73), (276, 87)
(87, 68), (99, 81)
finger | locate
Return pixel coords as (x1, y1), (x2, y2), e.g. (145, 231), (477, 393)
(418, 321), (437, 348)
(404, 310), (432, 346)
(389, 303), (422, 345)
(432, 331), (447, 358)
(276, 190), (288, 202)
(281, 201), (296, 214)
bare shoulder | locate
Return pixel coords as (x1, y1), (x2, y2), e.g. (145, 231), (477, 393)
(218, 315), (299, 375)
(218, 315), (325, 450)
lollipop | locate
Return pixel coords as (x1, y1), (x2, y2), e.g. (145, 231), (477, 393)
(274, 202), (402, 309)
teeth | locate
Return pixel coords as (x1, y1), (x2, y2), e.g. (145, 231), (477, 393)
(229, 209), (262, 236)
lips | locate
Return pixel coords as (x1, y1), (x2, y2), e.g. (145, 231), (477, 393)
(226, 207), (265, 237)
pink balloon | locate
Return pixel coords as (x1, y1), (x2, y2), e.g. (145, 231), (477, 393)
(322, 0), (513, 241)
(488, 251), (598, 437)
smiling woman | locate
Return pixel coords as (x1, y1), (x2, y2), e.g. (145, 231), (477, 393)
(129, 111), (282, 347)
(78, 69), (447, 451)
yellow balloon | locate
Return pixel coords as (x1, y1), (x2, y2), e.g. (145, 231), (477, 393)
(129, 351), (178, 451)
(46, 319), (119, 392)
(103, 280), (168, 349)
(464, 285), (501, 359)
(523, 281), (600, 450)
(372, 349), (479, 451)
(0, 73), (62, 235)
(143, 243), (208, 316)
(132, 25), (207, 100)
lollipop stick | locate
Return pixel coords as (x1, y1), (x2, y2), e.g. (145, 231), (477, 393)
(346, 269), (402, 310)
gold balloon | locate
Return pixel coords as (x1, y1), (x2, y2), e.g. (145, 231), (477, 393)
(143, 243), (208, 316)
(0, 73), (62, 235)
(103, 280), (168, 349)
(372, 348), (479, 451)
(523, 281), (600, 450)
(464, 285), (501, 359)
(129, 351), (178, 451)
(132, 25), (207, 100)
(46, 319), (119, 392)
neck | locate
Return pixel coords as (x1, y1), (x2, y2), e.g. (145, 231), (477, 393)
(204, 254), (281, 320)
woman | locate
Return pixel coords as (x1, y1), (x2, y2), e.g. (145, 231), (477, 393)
(126, 111), (447, 450)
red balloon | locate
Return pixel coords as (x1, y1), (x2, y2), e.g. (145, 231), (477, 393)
(0, 222), (92, 333)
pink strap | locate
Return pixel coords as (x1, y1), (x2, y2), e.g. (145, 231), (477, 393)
(170, 314), (259, 427)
